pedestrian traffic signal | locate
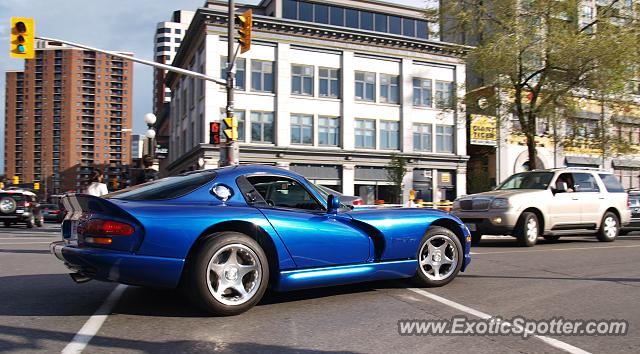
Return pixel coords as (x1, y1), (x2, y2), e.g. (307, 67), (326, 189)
(10, 17), (35, 59)
(223, 117), (238, 141)
(12, 176), (19, 185)
(236, 9), (252, 54)
(209, 122), (221, 145)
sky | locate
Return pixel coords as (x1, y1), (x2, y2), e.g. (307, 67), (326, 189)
(0, 0), (430, 174)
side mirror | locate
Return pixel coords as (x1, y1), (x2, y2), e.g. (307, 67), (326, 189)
(555, 182), (568, 193)
(327, 194), (341, 214)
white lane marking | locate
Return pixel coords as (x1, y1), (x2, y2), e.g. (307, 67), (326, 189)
(61, 284), (127, 354)
(0, 242), (54, 245)
(408, 288), (591, 354)
(471, 244), (640, 255)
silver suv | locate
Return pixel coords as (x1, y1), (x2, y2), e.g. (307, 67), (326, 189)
(452, 168), (631, 246)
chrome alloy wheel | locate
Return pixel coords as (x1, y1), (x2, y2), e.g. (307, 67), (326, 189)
(418, 235), (458, 281)
(0, 198), (15, 214)
(206, 243), (262, 306)
(526, 217), (538, 242)
(603, 216), (618, 239)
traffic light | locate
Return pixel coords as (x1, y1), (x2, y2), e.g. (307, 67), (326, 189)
(236, 9), (252, 54)
(223, 117), (238, 141)
(34, 182), (40, 190)
(10, 17), (35, 59)
(209, 122), (221, 145)
(12, 176), (19, 185)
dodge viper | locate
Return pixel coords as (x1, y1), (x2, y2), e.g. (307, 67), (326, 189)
(50, 165), (471, 315)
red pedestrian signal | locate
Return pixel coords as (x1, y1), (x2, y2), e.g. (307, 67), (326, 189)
(210, 122), (221, 145)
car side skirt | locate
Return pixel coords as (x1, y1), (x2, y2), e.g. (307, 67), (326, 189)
(274, 260), (417, 291)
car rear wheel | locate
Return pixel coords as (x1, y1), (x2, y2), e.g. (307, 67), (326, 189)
(183, 232), (269, 316)
(515, 212), (539, 247)
(597, 212), (619, 242)
(413, 226), (463, 287)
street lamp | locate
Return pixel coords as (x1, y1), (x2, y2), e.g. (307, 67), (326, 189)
(144, 113), (157, 159)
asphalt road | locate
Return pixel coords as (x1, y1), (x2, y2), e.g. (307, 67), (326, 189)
(1, 223), (639, 353)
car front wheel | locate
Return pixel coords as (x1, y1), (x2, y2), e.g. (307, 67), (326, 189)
(597, 212), (619, 242)
(183, 232), (269, 316)
(515, 212), (539, 247)
(413, 226), (463, 287)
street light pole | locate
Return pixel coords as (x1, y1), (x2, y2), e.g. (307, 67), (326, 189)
(223, 0), (239, 166)
(144, 113), (157, 160)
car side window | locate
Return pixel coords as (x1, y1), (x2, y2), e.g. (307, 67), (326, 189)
(555, 173), (576, 192)
(246, 175), (324, 212)
(572, 173), (600, 193)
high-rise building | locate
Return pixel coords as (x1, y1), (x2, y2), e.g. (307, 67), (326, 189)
(3, 40), (133, 197)
(164, 0), (469, 204)
(153, 10), (195, 115)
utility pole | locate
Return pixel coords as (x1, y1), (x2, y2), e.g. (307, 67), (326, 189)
(223, 0), (238, 166)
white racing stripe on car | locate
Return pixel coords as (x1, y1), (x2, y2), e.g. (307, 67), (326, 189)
(407, 288), (592, 354)
(62, 284), (127, 354)
(471, 244), (640, 255)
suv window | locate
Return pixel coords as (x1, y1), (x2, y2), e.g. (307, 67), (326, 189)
(247, 175), (324, 211)
(108, 171), (217, 201)
(497, 172), (554, 190)
(572, 173), (600, 193)
(599, 174), (625, 193)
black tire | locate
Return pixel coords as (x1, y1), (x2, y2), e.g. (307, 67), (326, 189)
(470, 232), (482, 245)
(515, 212), (539, 247)
(3, 222), (10, 228)
(182, 232), (269, 316)
(597, 212), (619, 242)
(543, 235), (560, 242)
(26, 215), (35, 229)
(412, 226), (463, 287)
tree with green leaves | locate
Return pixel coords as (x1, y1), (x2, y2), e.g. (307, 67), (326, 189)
(386, 154), (408, 204)
(432, 0), (640, 169)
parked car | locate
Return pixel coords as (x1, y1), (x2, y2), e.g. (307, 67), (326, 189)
(50, 165), (471, 316)
(316, 185), (364, 207)
(452, 168), (631, 247)
(41, 203), (64, 223)
(0, 190), (44, 228)
(621, 190), (640, 235)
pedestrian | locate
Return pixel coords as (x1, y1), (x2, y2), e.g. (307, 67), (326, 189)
(84, 169), (109, 197)
(142, 154), (159, 183)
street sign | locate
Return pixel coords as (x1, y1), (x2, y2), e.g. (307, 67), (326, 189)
(470, 114), (497, 146)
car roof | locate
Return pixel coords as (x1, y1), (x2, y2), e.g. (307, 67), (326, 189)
(213, 164), (307, 180)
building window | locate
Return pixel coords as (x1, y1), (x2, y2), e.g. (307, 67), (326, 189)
(380, 74), (399, 104)
(299, 1), (313, 21)
(330, 7), (344, 26)
(389, 16), (402, 35)
(251, 60), (274, 93)
(221, 57), (245, 90)
(355, 119), (375, 148)
(251, 111), (274, 143)
(413, 78), (432, 107)
(315, 4), (329, 24)
(380, 121), (400, 150)
(291, 114), (313, 145)
(346, 9), (359, 28)
(355, 71), (375, 102)
(360, 11), (374, 30)
(436, 125), (454, 153)
(283, 0), (297, 19)
(291, 64), (314, 96)
(319, 116), (340, 146)
(220, 109), (246, 142)
(319, 68), (340, 98)
(413, 124), (432, 152)
(435, 81), (454, 108)
(403, 18), (416, 37)
(375, 14), (388, 32)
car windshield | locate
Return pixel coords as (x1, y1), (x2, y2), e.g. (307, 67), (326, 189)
(497, 172), (554, 190)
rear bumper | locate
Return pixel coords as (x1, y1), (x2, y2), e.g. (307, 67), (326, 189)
(0, 212), (32, 222)
(50, 241), (184, 288)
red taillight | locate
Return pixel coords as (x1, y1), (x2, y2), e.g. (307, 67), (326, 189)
(23, 201), (31, 208)
(52, 210), (59, 214)
(82, 219), (135, 236)
(352, 199), (364, 206)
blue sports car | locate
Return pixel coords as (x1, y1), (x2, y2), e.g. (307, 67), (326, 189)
(50, 165), (471, 315)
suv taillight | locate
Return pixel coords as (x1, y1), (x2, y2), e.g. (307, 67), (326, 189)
(22, 201), (31, 208)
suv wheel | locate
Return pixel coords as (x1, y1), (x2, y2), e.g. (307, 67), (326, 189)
(597, 212), (619, 242)
(516, 212), (539, 247)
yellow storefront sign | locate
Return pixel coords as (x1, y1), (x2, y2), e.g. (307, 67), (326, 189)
(470, 115), (497, 146)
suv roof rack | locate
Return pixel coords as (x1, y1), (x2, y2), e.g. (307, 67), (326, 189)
(546, 167), (611, 172)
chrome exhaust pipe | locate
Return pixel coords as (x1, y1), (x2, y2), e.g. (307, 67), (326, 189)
(69, 273), (92, 284)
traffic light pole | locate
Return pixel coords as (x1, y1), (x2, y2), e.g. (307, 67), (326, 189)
(223, 0), (239, 166)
